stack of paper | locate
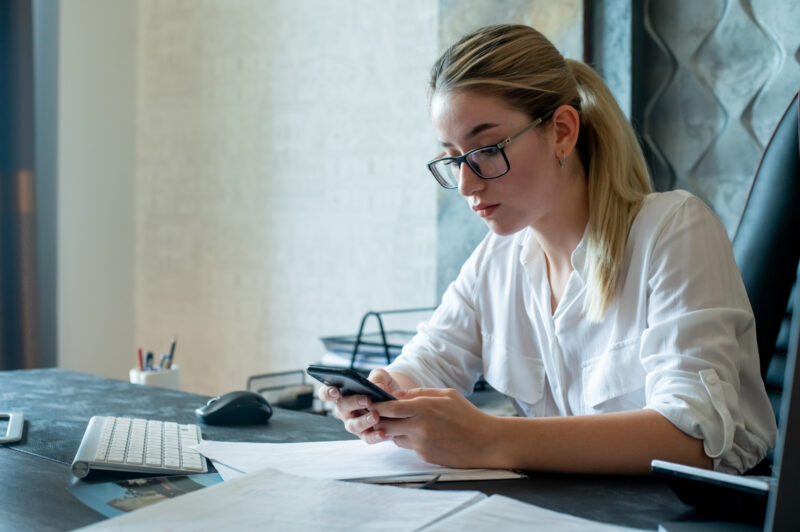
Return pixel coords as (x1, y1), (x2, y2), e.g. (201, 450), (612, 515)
(78, 467), (644, 531)
(319, 331), (411, 370)
(78, 467), (485, 531)
(194, 439), (524, 483)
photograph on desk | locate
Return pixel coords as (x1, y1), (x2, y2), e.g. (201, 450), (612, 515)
(68, 473), (223, 518)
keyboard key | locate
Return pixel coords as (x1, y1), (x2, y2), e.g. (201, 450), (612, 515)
(182, 459), (204, 471)
(107, 450), (125, 463)
(126, 454), (143, 465)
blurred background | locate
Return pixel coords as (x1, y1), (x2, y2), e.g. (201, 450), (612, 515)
(1, 0), (797, 396)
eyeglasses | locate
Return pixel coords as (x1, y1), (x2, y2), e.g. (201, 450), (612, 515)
(427, 109), (554, 189)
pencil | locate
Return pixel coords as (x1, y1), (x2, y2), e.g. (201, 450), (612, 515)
(166, 336), (177, 369)
(137, 348), (144, 371)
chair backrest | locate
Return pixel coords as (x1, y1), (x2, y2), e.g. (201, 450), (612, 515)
(732, 90), (800, 387)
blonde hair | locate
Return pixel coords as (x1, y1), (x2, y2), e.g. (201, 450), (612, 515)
(431, 24), (652, 321)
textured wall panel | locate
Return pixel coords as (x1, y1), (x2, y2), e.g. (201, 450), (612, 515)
(750, 0), (800, 146)
(643, 0), (799, 234)
(591, 0), (633, 117)
(643, 0), (724, 193)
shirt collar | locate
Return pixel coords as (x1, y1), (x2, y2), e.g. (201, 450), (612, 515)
(518, 224), (591, 282)
(570, 224), (590, 282)
(518, 227), (537, 265)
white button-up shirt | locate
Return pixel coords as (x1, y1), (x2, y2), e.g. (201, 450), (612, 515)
(388, 190), (777, 474)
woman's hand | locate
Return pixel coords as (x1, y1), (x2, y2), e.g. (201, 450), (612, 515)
(316, 368), (405, 442)
(369, 388), (503, 469)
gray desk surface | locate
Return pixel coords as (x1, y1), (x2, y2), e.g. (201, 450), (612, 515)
(0, 368), (750, 531)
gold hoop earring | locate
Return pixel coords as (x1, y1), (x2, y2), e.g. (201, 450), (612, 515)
(558, 150), (566, 168)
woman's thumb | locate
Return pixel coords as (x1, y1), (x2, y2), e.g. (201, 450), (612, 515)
(369, 368), (398, 393)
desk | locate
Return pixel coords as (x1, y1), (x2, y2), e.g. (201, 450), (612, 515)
(0, 369), (726, 530)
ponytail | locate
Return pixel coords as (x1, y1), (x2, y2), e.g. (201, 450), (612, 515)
(567, 59), (652, 320)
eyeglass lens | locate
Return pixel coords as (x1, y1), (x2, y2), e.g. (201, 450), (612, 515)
(433, 146), (508, 187)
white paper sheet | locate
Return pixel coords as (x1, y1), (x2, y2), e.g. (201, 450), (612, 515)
(424, 494), (647, 531)
(209, 459), (244, 481)
(195, 439), (523, 482)
(78, 467), (486, 531)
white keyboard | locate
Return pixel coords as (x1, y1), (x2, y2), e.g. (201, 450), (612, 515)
(71, 416), (208, 478)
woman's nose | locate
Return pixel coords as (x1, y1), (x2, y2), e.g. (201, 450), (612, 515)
(457, 163), (485, 197)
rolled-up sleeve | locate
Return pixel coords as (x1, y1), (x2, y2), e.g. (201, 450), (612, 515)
(641, 196), (777, 473)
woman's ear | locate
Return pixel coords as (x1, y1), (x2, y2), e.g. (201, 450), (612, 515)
(550, 104), (580, 157)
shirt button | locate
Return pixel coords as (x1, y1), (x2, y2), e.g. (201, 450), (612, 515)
(706, 374), (719, 385)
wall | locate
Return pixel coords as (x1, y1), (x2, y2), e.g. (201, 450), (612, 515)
(33, 0), (59, 368)
(135, 0), (439, 395)
(57, 0), (137, 379)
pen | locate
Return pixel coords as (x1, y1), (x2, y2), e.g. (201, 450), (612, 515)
(137, 348), (144, 371)
(166, 336), (177, 369)
(145, 351), (154, 371)
(159, 354), (169, 370)
(420, 474), (441, 490)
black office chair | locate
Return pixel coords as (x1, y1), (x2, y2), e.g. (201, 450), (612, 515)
(731, 88), (800, 418)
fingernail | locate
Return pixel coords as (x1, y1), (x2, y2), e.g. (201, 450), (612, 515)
(329, 388), (340, 399)
(366, 413), (376, 424)
(359, 397), (369, 408)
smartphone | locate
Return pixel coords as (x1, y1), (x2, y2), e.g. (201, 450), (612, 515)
(306, 365), (396, 402)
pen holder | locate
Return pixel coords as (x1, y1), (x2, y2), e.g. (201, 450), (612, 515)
(129, 365), (181, 390)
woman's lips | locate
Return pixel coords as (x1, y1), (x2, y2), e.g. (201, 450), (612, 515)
(473, 204), (499, 217)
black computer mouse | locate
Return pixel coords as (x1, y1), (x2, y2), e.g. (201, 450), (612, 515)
(195, 390), (273, 425)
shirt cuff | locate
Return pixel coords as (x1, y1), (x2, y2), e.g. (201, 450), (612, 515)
(646, 368), (770, 474)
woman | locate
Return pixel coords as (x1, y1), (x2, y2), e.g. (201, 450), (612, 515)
(319, 24), (776, 474)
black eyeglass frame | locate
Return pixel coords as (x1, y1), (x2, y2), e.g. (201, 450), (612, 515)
(426, 108), (556, 189)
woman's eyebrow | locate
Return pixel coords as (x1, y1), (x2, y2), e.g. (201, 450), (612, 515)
(440, 122), (500, 147)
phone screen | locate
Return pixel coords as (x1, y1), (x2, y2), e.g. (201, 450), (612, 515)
(306, 365), (396, 402)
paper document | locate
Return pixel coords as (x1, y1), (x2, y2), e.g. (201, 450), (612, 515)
(208, 459), (244, 481)
(195, 439), (524, 483)
(79, 467), (485, 531)
(425, 494), (647, 531)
